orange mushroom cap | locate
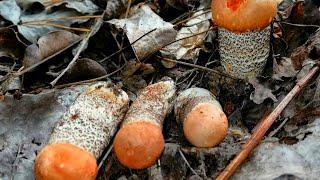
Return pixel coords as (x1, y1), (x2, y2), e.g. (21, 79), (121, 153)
(35, 143), (98, 180)
(113, 121), (164, 169)
(212, 0), (278, 32)
(183, 103), (228, 147)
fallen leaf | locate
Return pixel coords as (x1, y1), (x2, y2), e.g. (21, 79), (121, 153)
(272, 57), (298, 80)
(0, 0), (21, 25)
(62, 58), (107, 82)
(22, 30), (80, 69)
(249, 78), (278, 104)
(0, 74), (21, 94)
(108, 4), (177, 60)
(0, 0), (86, 43)
(44, 0), (101, 14)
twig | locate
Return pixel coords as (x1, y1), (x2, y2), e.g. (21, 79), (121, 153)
(156, 55), (236, 79)
(50, 14), (104, 86)
(21, 15), (100, 24)
(280, 22), (320, 28)
(216, 65), (320, 180)
(178, 148), (201, 178)
(22, 23), (91, 32)
(268, 118), (289, 137)
(98, 145), (113, 169)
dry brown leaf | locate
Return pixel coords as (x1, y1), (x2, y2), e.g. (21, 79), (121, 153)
(22, 30), (80, 69)
(62, 58), (107, 82)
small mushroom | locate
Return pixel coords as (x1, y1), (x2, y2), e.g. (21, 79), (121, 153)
(113, 78), (176, 169)
(35, 82), (129, 179)
(175, 88), (228, 147)
(212, 0), (278, 79)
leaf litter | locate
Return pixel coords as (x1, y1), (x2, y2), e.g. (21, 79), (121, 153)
(0, 0), (319, 179)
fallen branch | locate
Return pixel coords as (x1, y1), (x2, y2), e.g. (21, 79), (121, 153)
(216, 65), (320, 180)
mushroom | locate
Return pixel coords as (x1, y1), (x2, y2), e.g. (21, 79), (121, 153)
(35, 82), (129, 179)
(211, 0), (278, 79)
(113, 78), (176, 169)
(175, 88), (228, 147)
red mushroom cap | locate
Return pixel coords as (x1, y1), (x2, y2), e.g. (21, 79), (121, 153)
(212, 0), (277, 32)
(183, 102), (228, 147)
(35, 143), (97, 180)
(113, 121), (164, 169)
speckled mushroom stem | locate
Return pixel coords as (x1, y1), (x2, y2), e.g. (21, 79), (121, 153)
(113, 78), (176, 169)
(121, 79), (175, 128)
(35, 82), (129, 180)
(175, 88), (228, 147)
(49, 82), (129, 158)
(218, 26), (271, 79)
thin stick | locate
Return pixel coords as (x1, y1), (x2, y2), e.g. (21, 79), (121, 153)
(280, 22), (320, 28)
(98, 145), (113, 169)
(216, 65), (320, 180)
(178, 149), (201, 178)
(22, 23), (90, 32)
(50, 13), (104, 87)
(22, 15), (100, 24)
(157, 56), (235, 79)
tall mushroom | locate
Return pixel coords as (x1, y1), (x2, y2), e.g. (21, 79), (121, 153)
(34, 82), (129, 180)
(212, 0), (277, 79)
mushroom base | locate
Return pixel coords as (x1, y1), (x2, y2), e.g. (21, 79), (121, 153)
(218, 26), (271, 79)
